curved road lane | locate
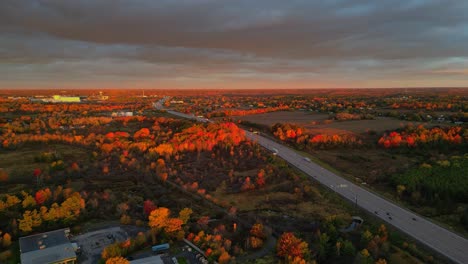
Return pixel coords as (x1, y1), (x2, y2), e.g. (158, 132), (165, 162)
(158, 101), (468, 264)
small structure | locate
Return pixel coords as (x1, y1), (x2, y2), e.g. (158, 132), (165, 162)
(111, 111), (134, 117)
(88, 91), (109, 101)
(19, 228), (77, 264)
(340, 216), (364, 233)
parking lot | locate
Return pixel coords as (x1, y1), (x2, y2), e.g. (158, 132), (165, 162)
(72, 226), (129, 264)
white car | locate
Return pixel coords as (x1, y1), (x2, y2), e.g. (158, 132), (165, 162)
(303, 157), (311, 162)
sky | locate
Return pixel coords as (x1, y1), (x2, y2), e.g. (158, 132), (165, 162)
(1, 0), (468, 89)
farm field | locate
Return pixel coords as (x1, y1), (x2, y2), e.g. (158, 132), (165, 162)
(307, 117), (431, 134)
(235, 111), (435, 134)
(233, 111), (329, 127)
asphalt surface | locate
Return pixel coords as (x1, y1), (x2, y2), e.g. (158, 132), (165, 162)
(156, 98), (468, 264)
(72, 226), (128, 264)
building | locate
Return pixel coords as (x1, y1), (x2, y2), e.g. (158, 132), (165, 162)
(51, 95), (81, 103)
(87, 91), (109, 101)
(130, 256), (163, 264)
(111, 111), (134, 117)
(19, 228), (77, 264)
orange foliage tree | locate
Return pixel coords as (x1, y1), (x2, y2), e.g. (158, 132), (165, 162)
(277, 232), (309, 261)
(105, 257), (129, 264)
(378, 126), (466, 148)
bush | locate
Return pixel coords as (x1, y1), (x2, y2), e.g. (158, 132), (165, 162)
(0, 250), (12, 262)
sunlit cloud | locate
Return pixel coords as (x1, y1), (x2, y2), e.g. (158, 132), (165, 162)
(0, 0), (467, 88)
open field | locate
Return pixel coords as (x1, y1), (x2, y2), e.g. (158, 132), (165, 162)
(307, 117), (431, 134)
(233, 111), (329, 126)
(0, 144), (88, 185)
(235, 111), (436, 134)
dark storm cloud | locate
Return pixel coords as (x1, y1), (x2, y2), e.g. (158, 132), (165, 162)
(0, 0), (467, 88)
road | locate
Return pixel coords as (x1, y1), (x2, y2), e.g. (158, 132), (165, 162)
(155, 98), (468, 264)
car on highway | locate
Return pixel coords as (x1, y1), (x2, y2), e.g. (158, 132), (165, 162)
(271, 148), (279, 155)
(303, 157), (311, 162)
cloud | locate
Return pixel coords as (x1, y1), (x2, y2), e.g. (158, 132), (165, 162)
(0, 0), (467, 88)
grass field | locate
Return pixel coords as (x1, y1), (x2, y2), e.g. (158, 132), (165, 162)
(0, 143), (88, 186)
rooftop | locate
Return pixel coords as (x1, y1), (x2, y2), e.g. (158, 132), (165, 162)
(19, 228), (76, 264)
(130, 255), (163, 264)
(20, 244), (76, 264)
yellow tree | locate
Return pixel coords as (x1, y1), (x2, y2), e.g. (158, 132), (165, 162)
(5, 195), (20, 207)
(47, 203), (60, 221)
(22, 195), (36, 208)
(61, 193), (85, 220)
(31, 209), (42, 228)
(19, 211), (33, 233)
(178, 208), (193, 224)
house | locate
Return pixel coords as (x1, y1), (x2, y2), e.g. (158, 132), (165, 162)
(19, 228), (77, 264)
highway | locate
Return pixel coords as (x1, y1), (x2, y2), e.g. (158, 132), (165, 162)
(155, 99), (468, 264)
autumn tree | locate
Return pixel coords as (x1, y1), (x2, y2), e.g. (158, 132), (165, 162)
(19, 211), (33, 233)
(22, 195), (36, 208)
(250, 223), (266, 239)
(164, 218), (183, 233)
(120, 214), (132, 225)
(143, 200), (157, 216)
(148, 207), (170, 230)
(101, 243), (123, 260)
(2, 233), (11, 248)
(178, 208), (193, 224)
(35, 190), (48, 205)
(277, 232), (309, 261)
(256, 169), (266, 188)
(105, 256), (129, 264)
(5, 195), (20, 208)
(218, 251), (231, 264)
